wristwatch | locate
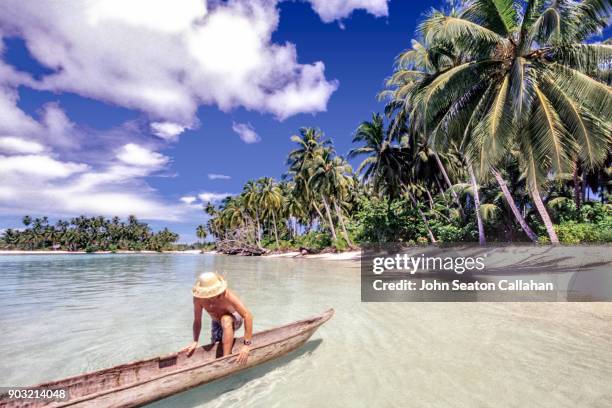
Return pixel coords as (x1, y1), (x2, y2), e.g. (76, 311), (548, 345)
(243, 339), (252, 346)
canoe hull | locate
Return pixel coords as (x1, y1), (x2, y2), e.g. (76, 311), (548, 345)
(74, 326), (319, 408)
(0, 309), (334, 408)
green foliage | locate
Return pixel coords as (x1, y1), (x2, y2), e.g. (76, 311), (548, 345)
(538, 235), (551, 244)
(432, 224), (464, 243)
(416, 236), (429, 245)
(554, 217), (612, 244)
(332, 237), (349, 251)
(579, 202), (611, 224)
(352, 197), (421, 243)
(293, 231), (332, 252)
(548, 200), (611, 224)
(0, 215), (179, 252)
(544, 202), (612, 244)
(204, 0), (612, 253)
(350, 195), (480, 244)
(268, 240), (294, 251)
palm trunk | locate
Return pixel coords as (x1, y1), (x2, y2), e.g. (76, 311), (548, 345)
(529, 181), (559, 244)
(333, 200), (353, 248)
(469, 166), (486, 246)
(255, 209), (262, 247)
(271, 211), (280, 249)
(321, 196), (338, 241)
(573, 162), (581, 210)
(435, 177), (446, 200)
(407, 192), (437, 243)
(433, 151), (459, 203)
(312, 203), (326, 231)
(492, 169), (538, 242)
(425, 187), (434, 209)
(287, 217), (294, 240)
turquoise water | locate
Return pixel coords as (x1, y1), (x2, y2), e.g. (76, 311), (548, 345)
(1, 254), (612, 407)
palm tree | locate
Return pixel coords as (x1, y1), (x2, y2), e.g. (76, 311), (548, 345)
(473, 168), (490, 244)
(381, 39), (464, 203)
(286, 127), (334, 232)
(242, 180), (263, 247)
(387, 0), (612, 243)
(307, 148), (355, 246)
(349, 113), (409, 201)
(384, 33), (487, 244)
(196, 225), (207, 243)
(280, 181), (305, 238)
(257, 177), (283, 248)
(287, 127), (333, 174)
(350, 114), (440, 242)
(22, 215), (32, 227)
(2, 215), (178, 251)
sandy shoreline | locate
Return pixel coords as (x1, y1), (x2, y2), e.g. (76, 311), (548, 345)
(262, 250), (361, 261)
(0, 249), (361, 261)
(0, 249), (204, 255)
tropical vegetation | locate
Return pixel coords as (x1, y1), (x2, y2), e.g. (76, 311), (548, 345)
(203, 0), (611, 252)
(0, 215), (179, 252)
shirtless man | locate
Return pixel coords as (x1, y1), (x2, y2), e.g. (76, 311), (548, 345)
(182, 272), (253, 364)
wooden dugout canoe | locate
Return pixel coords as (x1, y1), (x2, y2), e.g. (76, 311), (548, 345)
(0, 309), (334, 408)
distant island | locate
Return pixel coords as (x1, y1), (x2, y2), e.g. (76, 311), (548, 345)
(1, 215), (179, 252)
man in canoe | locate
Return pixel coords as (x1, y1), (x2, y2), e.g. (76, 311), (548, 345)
(182, 272), (253, 364)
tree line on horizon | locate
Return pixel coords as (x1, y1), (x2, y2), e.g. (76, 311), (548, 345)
(199, 0), (611, 252)
(1, 215), (179, 252)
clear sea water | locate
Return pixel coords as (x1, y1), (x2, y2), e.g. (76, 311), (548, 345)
(1, 254), (611, 407)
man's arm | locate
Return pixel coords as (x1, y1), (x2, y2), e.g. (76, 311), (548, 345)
(227, 289), (253, 342)
(192, 297), (203, 342)
(226, 289), (252, 365)
(181, 297), (202, 356)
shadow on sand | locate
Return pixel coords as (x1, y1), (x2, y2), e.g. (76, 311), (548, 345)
(149, 339), (323, 407)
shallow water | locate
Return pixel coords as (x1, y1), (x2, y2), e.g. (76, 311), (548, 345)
(1, 254), (611, 407)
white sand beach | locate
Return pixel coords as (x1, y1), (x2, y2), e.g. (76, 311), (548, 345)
(0, 249), (204, 255)
(263, 250), (361, 261)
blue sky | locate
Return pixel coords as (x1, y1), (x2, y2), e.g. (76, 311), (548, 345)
(2, 0), (607, 242)
(0, 0), (444, 242)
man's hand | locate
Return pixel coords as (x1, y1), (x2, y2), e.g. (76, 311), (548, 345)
(181, 341), (198, 357)
(237, 345), (250, 365)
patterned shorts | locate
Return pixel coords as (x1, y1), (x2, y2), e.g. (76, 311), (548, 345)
(211, 311), (243, 343)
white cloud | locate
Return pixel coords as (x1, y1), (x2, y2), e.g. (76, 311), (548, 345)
(232, 122), (260, 144)
(306, 0), (389, 23)
(0, 154), (88, 179)
(0, 86), (41, 135)
(41, 103), (80, 149)
(86, 0), (207, 33)
(117, 143), (169, 167)
(180, 196), (197, 204)
(208, 173), (231, 180)
(0, 157), (185, 220)
(0, 96), (185, 220)
(150, 121), (188, 142)
(0, 136), (44, 154)
(62, 192), (179, 219)
(198, 192), (233, 203)
(0, 0), (390, 223)
(70, 164), (150, 191)
(0, 0), (338, 125)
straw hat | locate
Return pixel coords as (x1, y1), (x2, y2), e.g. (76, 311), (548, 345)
(192, 272), (227, 298)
